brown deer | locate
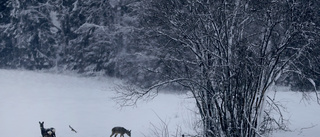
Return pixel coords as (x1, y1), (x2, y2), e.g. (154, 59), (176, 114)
(110, 126), (131, 137)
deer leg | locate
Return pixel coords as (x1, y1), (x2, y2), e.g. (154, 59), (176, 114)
(110, 132), (115, 137)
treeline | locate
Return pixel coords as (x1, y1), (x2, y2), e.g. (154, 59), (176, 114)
(0, 0), (142, 77)
(0, 0), (319, 91)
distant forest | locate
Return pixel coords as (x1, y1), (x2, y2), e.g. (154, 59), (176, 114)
(0, 0), (319, 91)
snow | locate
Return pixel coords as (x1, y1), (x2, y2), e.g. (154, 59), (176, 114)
(109, 0), (120, 8)
(0, 69), (319, 137)
(270, 88), (320, 137)
(50, 11), (61, 29)
(0, 69), (196, 137)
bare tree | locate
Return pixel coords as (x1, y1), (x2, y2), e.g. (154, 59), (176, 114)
(116, 0), (319, 136)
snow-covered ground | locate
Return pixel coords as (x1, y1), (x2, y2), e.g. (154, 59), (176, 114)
(271, 88), (320, 137)
(0, 69), (319, 137)
(0, 69), (196, 137)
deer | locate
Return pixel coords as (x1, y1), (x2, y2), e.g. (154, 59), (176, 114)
(110, 126), (131, 137)
(39, 121), (56, 137)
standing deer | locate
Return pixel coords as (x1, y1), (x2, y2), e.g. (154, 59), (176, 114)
(39, 121), (56, 137)
(110, 126), (131, 137)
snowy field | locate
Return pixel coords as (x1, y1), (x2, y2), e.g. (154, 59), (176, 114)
(271, 88), (320, 137)
(0, 69), (319, 137)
